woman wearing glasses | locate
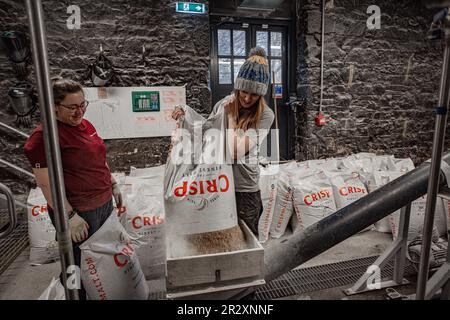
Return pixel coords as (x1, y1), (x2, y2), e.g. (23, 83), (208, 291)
(23, 77), (122, 299)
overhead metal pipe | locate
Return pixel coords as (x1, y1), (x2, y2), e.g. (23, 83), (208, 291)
(25, 0), (78, 300)
(0, 121), (30, 139)
(264, 152), (450, 282)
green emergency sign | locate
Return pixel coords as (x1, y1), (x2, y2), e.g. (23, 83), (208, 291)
(131, 91), (160, 112)
(175, 2), (206, 14)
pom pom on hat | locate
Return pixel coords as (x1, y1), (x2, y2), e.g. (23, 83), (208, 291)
(234, 46), (270, 96)
(249, 46), (267, 58)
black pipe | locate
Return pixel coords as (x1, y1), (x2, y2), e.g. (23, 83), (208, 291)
(264, 152), (450, 282)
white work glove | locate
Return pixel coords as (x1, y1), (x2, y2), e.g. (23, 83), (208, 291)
(112, 182), (123, 208)
(171, 105), (185, 121)
(68, 212), (89, 243)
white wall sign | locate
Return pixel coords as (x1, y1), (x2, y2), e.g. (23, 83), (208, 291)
(83, 86), (186, 140)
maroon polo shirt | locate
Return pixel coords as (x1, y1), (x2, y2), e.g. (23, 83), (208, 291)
(24, 119), (112, 212)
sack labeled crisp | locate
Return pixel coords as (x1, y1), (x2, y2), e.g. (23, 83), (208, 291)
(126, 184), (166, 280)
(372, 170), (443, 241)
(164, 106), (237, 236)
(291, 171), (337, 232)
(269, 171), (294, 238)
(327, 170), (372, 233)
(258, 164), (279, 243)
(27, 188), (59, 265)
(80, 214), (149, 300)
(366, 171), (397, 233)
(164, 105), (241, 256)
(391, 193), (445, 241)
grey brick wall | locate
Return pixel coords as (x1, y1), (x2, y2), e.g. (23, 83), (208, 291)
(0, 0), (210, 199)
(295, 0), (445, 165)
(0, 0), (447, 203)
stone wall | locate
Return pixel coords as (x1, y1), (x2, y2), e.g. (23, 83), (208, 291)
(0, 0), (210, 201)
(295, 0), (446, 165)
(1, 0), (448, 203)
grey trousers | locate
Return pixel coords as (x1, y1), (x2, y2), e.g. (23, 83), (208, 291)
(235, 191), (263, 236)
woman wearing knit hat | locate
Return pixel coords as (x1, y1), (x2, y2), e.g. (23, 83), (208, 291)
(172, 47), (274, 235)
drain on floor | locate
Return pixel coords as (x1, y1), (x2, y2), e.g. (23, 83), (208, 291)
(0, 209), (10, 230)
(0, 223), (29, 275)
(148, 291), (167, 300)
(254, 255), (417, 300)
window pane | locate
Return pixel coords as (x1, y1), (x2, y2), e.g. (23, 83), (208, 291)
(270, 59), (282, 83)
(270, 32), (282, 57)
(233, 59), (245, 82)
(218, 29), (231, 55)
(219, 58), (232, 84)
(256, 31), (268, 55)
(233, 30), (246, 56)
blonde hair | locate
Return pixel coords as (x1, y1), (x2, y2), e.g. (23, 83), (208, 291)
(229, 90), (268, 131)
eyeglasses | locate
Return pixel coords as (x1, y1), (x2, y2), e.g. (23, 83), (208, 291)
(58, 100), (89, 112)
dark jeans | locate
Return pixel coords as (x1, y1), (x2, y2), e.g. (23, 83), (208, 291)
(235, 191), (263, 236)
(47, 198), (113, 300)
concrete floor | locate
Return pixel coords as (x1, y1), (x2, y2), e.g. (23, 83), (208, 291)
(0, 247), (167, 300)
(0, 228), (396, 300)
(0, 248), (60, 300)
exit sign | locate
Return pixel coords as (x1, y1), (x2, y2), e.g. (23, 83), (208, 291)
(175, 2), (206, 14)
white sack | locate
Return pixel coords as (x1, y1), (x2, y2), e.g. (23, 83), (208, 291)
(383, 172), (444, 241)
(126, 184), (166, 280)
(366, 172), (397, 233)
(269, 171), (294, 238)
(291, 171), (337, 232)
(329, 171), (369, 210)
(38, 277), (65, 300)
(164, 105), (238, 235)
(387, 158), (415, 172)
(27, 187), (59, 265)
(80, 214), (149, 300)
(258, 164), (279, 243)
(371, 155), (395, 171)
(129, 165), (165, 179)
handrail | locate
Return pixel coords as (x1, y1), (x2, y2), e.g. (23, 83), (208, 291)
(0, 121), (30, 139)
(0, 158), (35, 180)
(0, 183), (18, 239)
(0, 193), (27, 210)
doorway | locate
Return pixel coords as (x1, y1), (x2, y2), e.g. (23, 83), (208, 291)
(210, 21), (292, 160)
